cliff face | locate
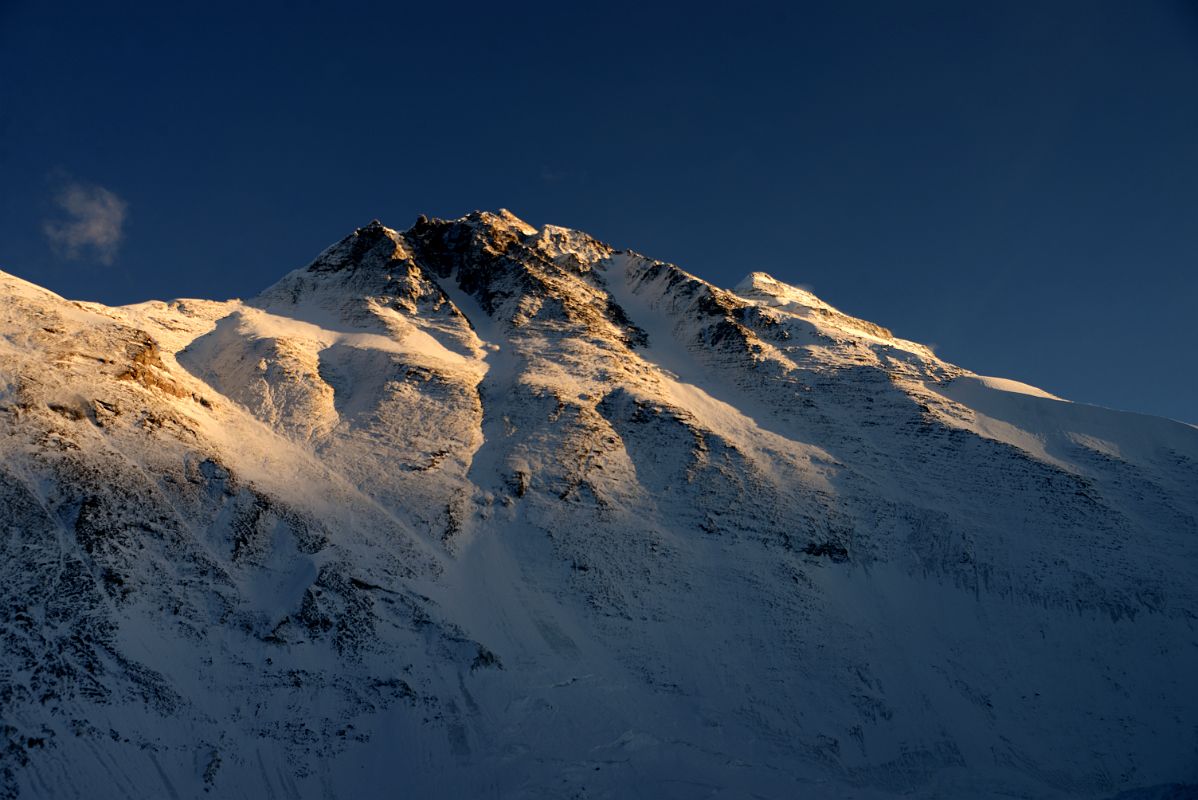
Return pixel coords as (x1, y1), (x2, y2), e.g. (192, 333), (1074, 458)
(1, 210), (1195, 799)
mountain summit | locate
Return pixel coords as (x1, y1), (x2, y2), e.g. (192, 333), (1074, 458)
(1, 211), (1195, 798)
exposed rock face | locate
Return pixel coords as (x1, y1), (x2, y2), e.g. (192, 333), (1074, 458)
(0, 210), (1195, 799)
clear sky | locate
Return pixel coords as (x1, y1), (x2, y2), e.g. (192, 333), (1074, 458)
(2, 1), (1196, 422)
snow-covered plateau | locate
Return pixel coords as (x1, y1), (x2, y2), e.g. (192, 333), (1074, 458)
(1, 210), (1194, 798)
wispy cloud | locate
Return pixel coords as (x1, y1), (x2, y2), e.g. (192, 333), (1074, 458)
(540, 165), (568, 184)
(43, 181), (128, 265)
(539, 165), (589, 185)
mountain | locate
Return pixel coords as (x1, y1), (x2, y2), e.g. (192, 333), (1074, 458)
(1, 210), (1195, 799)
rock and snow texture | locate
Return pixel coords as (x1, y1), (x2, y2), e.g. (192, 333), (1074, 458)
(0, 210), (1195, 799)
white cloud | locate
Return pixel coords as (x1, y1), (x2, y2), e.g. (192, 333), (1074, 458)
(43, 181), (128, 265)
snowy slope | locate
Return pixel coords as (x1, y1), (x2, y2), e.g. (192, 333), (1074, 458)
(1, 211), (1195, 799)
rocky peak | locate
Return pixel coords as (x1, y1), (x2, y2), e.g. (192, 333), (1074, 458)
(307, 219), (408, 274)
(397, 212), (634, 345)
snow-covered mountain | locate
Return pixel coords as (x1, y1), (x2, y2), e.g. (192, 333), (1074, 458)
(1, 210), (1194, 799)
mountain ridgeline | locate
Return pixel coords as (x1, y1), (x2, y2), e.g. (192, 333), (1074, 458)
(1, 210), (1195, 798)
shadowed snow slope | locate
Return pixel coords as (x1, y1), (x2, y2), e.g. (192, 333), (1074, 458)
(1, 211), (1195, 799)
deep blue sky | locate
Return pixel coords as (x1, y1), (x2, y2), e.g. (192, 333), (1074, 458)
(2, 1), (1196, 422)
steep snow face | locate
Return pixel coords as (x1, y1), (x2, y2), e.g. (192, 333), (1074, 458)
(1, 212), (1196, 800)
